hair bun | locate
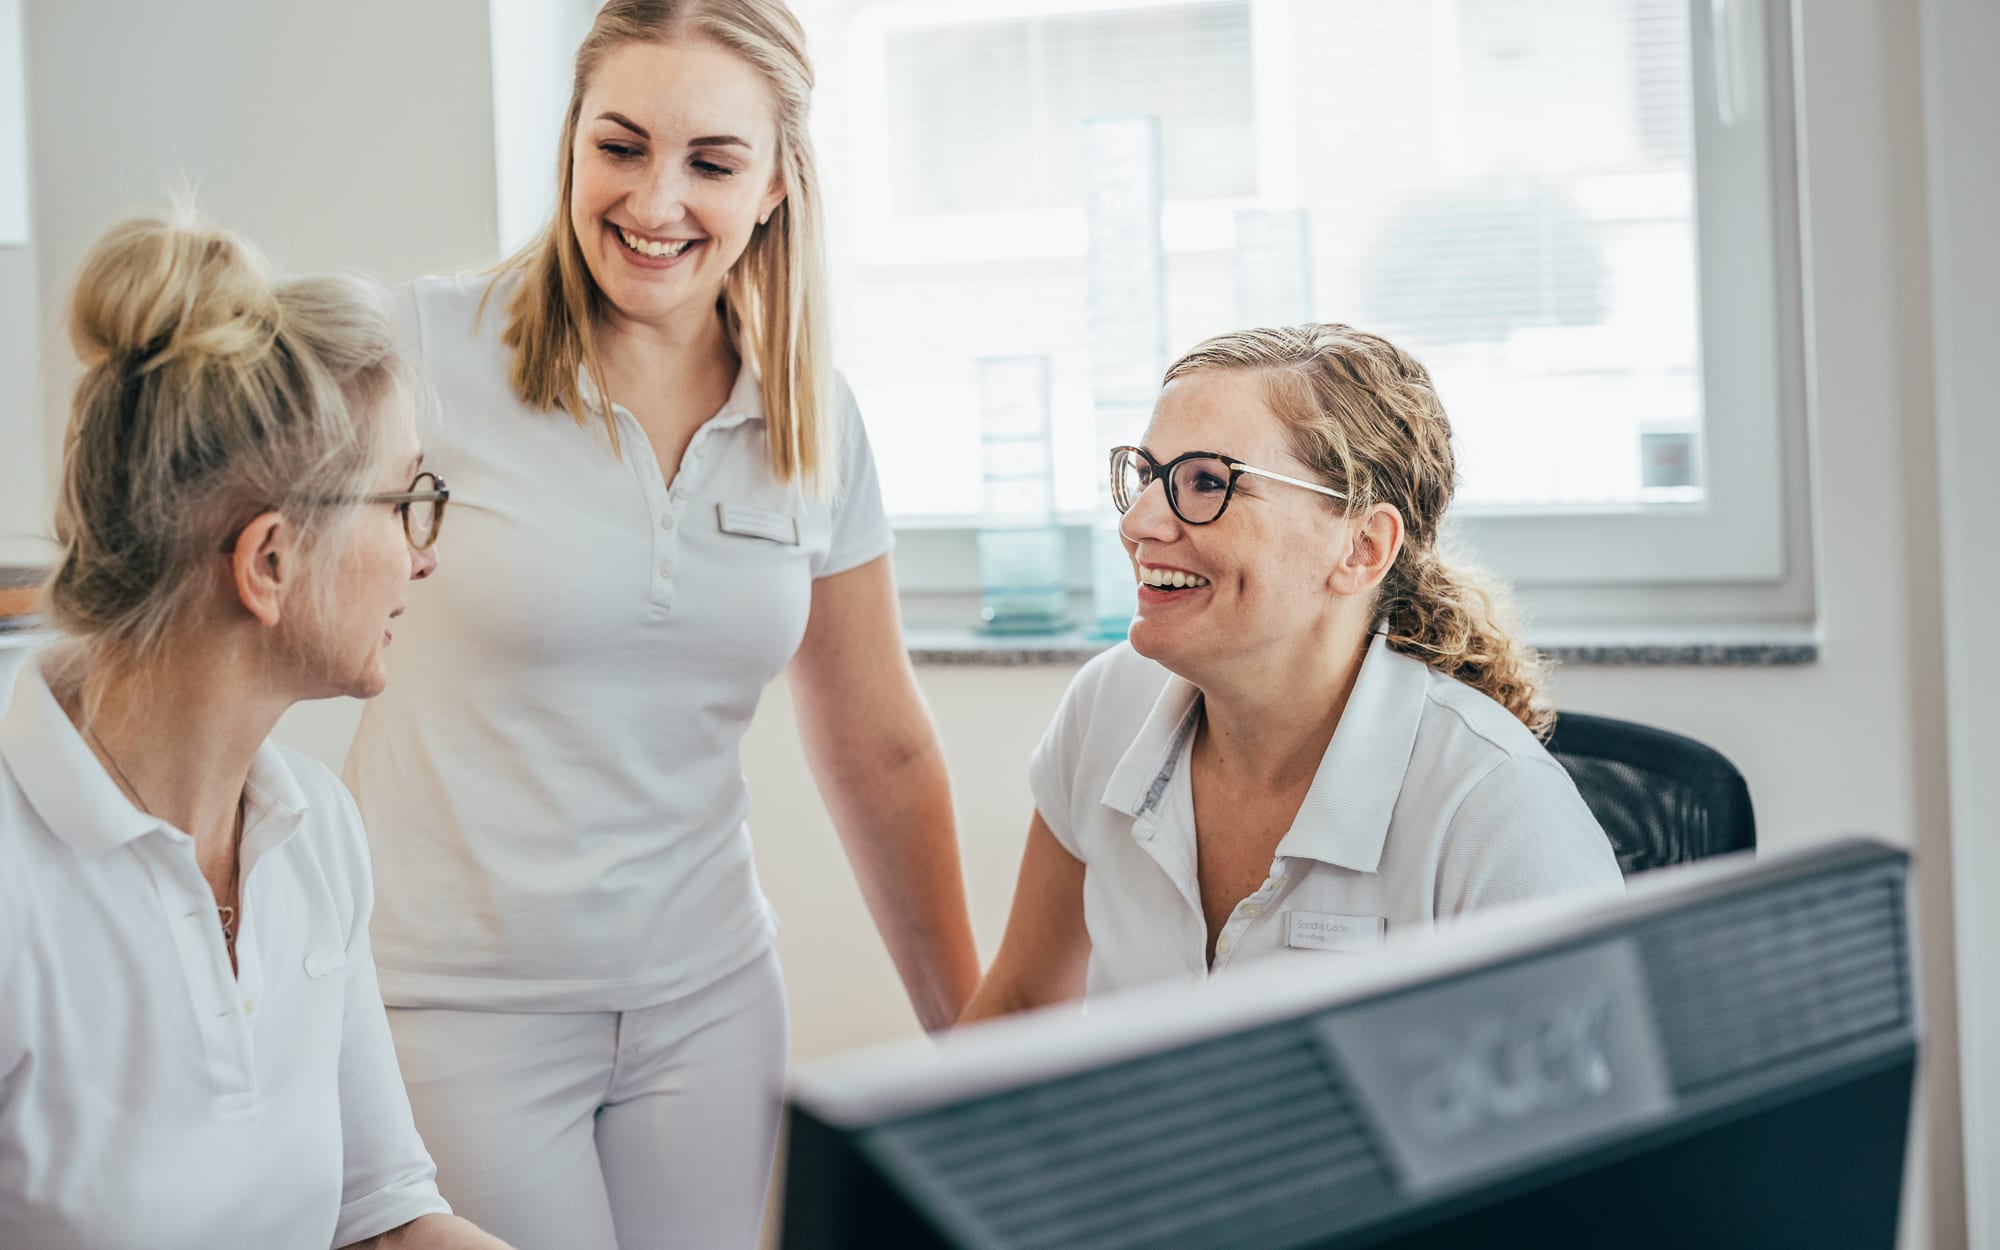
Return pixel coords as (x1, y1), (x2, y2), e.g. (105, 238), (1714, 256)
(66, 213), (282, 375)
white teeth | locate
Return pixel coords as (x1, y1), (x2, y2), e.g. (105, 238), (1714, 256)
(1139, 565), (1209, 589)
(618, 227), (694, 259)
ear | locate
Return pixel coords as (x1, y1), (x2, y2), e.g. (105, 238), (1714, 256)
(759, 172), (788, 227)
(226, 511), (297, 628)
(1329, 503), (1405, 597)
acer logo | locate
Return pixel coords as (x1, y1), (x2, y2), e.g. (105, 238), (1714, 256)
(1400, 991), (1618, 1143)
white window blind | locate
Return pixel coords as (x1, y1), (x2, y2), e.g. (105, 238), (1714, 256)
(798, 0), (1718, 514)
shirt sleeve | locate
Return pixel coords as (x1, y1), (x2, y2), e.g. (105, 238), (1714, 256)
(1027, 659), (1102, 861)
(329, 795), (452, 1247)
(814, 380), (896, 579)
(1433, 754), (1626, 917)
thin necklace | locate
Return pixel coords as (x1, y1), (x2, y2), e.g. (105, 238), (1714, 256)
(87, 725), (242, 946)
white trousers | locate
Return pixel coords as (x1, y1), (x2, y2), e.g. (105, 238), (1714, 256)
(385, 949), (790, 1250)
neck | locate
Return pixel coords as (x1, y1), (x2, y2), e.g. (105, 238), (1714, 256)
(597, 300), (736, 386)
(62, 635), (292, 859)
(1192, 619), (1375, 792)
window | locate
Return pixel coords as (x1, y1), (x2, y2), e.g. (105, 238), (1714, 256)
(792, 0), (1811, 632)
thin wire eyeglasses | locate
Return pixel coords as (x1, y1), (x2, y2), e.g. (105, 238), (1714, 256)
(217, 471), (450, 554)
(1108, 445), (1345, 526)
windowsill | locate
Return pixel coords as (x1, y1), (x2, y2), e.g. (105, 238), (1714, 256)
(0, 618), (1818, 666)
(906, 624), (1820, 668)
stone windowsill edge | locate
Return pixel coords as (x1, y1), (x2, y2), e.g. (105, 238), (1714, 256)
(906, 627), (1821, 669)
(0, 623), (1824, 667)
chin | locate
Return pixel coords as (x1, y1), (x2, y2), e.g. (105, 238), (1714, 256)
(1126, 619), (1185, 668)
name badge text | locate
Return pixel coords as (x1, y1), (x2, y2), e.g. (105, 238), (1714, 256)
(717, 503), (800, 545)
(1285, 910), (1386, 953)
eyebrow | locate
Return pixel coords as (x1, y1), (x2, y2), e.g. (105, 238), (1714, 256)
(594, 113), (753, 151)
(597, 111), (650, 139)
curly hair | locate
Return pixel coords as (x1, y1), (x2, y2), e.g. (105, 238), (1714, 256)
(1162, 324), (1554, 736)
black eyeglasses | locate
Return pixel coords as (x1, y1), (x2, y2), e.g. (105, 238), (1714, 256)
(1109, 445), (1344, 526)
(218, 471), (450, 554)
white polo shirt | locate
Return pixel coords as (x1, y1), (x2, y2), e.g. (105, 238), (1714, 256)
(0, 661), (451, 1250)
(1029, 635), (1623, 998)
(343, 274), (894, 1012)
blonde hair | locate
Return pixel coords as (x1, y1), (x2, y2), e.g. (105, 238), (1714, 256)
(44, 212), (405, 693)
(1163, 325), (1554, 736)
(492, 0), (834, 492)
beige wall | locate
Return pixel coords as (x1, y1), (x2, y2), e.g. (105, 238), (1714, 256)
(0, 0), (1973, 1244)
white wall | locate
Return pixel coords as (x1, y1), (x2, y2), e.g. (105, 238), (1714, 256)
(18, 0), (500, 343)
(0, 0), (1974, 1245)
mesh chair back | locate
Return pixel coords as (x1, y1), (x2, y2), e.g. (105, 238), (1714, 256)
(1545, 712), (1755, 876)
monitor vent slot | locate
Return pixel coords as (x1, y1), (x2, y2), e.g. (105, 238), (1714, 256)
(1640, 867), (1911, 1096)
(869, 1023), (1396, 1250)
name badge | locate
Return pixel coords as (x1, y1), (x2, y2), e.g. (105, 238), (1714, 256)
(717, 503), (800, 546)
(1285, 910), (1386, 953)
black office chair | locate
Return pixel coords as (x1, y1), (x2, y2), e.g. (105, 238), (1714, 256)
(1544, 711), (1755, 877)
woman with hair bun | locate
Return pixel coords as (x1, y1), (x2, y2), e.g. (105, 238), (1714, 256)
(0, 214), (510, 1249)
(342, 2), (979, 1246)
(961, 324), (1623, 1021)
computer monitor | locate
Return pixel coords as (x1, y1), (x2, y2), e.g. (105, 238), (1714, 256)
(779, 839), (1916, 1250)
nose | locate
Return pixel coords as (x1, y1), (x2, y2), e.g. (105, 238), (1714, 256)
(410, 541), (438, 581)
(1118, 475), (1181, 548)
(626, 162), (692, 231)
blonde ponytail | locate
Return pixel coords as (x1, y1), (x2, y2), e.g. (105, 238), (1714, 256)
(1378, 545), (1552, 737)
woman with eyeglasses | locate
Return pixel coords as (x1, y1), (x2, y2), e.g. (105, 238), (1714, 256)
(0, 215), (511, 1249)
(960, 325), (1623, 1021)
(338, 3), (980, 1246)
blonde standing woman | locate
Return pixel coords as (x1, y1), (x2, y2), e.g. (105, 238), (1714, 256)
(961, 326), (1623, 1021)
(341, 3), (981, 1247)
(0, 215), (511, 1249)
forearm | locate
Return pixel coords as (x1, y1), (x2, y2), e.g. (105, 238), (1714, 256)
(824, 734), (982, 1031)
(958, 966), (1036, 1027)
(342, 1213), (515, 1250)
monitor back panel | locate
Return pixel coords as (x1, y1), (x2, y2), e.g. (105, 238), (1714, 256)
(784, 848), (1914, 1250)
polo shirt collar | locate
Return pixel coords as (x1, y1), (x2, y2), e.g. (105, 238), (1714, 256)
(574, 357), (766, 433)
(2, 658), (162, 857)
(1275, 632), (1431, 874)
(1101, 665), (1204, 818)
(0, 658), (312, 861)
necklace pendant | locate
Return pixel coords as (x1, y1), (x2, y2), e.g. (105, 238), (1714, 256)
(218, 904), (236, 943)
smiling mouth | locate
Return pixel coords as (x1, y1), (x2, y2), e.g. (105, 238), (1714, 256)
(1137, 564), (1211, 592)
(616, 225), (697, 260)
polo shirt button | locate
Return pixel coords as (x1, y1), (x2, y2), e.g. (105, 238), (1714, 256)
(658, 561), (675, 579)
(242, 997), (257, 1016)
(660, 513), (675, 531)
